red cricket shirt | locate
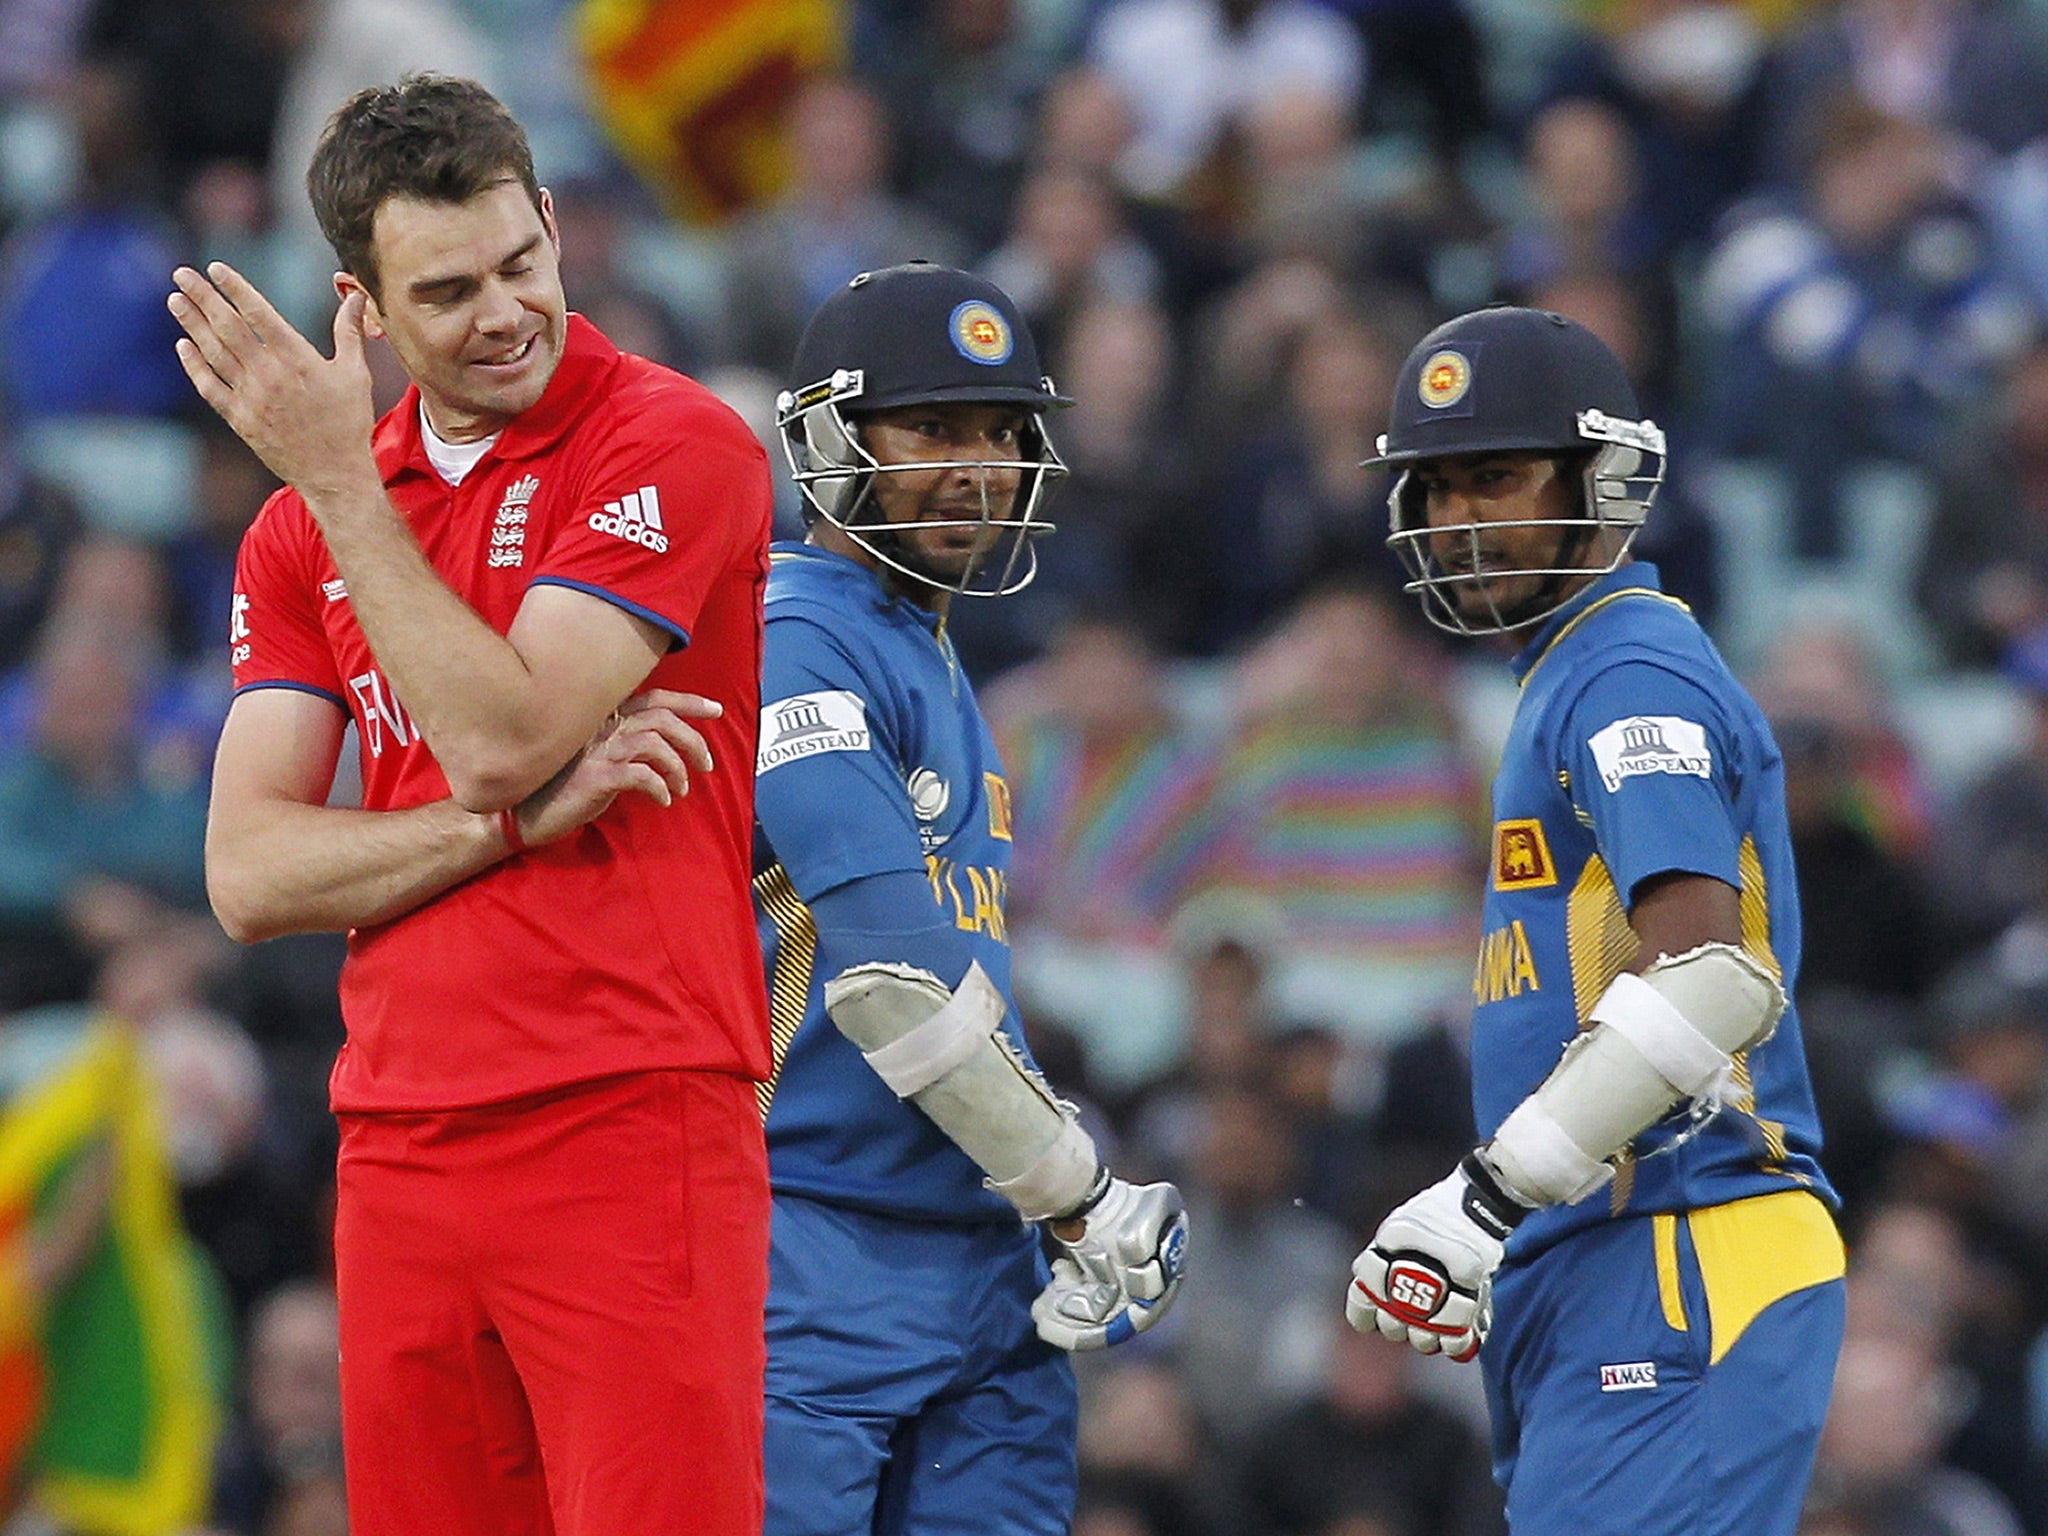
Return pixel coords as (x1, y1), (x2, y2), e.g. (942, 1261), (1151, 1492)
(230, 316), (772, 1111)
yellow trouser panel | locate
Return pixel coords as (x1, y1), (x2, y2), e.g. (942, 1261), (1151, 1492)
(1652, 1190), (1844, 1363)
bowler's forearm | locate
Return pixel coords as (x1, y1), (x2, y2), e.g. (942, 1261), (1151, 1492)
(206, 792), (508, 942)
(302, 483), (589, 809)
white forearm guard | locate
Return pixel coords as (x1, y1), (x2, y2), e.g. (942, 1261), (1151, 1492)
(1485, 942), (1785, 1208)
(823, 960), (1104, 1222)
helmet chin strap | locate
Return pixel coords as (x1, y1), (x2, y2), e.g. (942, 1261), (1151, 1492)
(1506, 521), (1596, 626)
(848, 469), (1006, 597)
(1493, 462), (1604, 628)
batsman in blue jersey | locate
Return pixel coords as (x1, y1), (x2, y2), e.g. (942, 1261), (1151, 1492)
(752, 262), (1189, 1536)
(1345, 307), (1846, 1536)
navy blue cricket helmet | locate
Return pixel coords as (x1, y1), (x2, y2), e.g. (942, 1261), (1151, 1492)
(776, 262), (1068, 598)
(1367, 306), (1667, 635)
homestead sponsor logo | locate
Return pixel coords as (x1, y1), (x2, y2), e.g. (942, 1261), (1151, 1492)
(1586, 715), (1712, 793)
(757, 690), (870, 772)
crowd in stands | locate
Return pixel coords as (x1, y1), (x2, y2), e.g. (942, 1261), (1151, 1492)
(4, 0), (2048, 1531)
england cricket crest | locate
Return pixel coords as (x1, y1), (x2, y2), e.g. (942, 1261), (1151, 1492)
(489, 474), (539, 569)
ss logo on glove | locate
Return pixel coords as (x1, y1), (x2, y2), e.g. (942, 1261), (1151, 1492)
(1384, 1259), (1450, 1322)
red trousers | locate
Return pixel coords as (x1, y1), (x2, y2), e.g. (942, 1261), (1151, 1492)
(333, 1070), (769, 1536)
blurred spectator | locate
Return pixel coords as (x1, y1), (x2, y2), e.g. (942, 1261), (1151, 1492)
(1364, 1008), (1478, 1220)
(1971, 920), (2048, 1271)
(1776, 710), (1936, 1004)
(84, 0), (303, 199)
(1751, 612), (1934, 859)
(1036, 65), (1137, 182)
(1525, 270), (1716, 618)
(1769, 708), (1934, 1211)
(1930, 626), (2048, 946)
(548, 172), (701, 372)
(1121, 891), (1288, 1181)
(1756, 0), (2048, 188)
(1029, 67), (1241, 316)
(1498, 97), (1656, 293)
(991, 615), (1219, 945)
(720, 74), (968, 372)
(982, 163), (1162, 372)
(1533, 0), (1773, 264)
(1075, 1362), (1245, 1536)
(1180, 582), (1480, 991)
(1186, 253), (1353, 451)
(0, 545), (210, 1008)
(1915, 340), (2048, 668)
(0, 0), (98, 97)
(1004, 294), (1204, 656)
(1083, 0), (1362, 204)
(210, 1280), (343, 1536)
(1193, 312), (1402, 649)
(1267, 1023), (1378, 1229)
(1319, 0), (1492, 170)
(112, 937), (328, 1323)
(0, 58), (188, 419)
(1696, 95), (2033, 558)
(1164, 1081), (1354, 1443)
(167, 409), (280, 667)
(1846, 1193), (2048, 1527)
(266, 0), (495, 297)
(0, 412), (80, 674)
(1806, 1322), (2024, 1536)
(1235, 1322), (1505, 1536)
(866, 0), (1051, 256)
(1230, 89), (1367, 278)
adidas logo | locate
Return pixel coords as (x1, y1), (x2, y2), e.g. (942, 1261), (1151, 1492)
(589, 485), (670, 553)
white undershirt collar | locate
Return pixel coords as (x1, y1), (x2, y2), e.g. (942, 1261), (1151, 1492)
(419, 401), (501, 486)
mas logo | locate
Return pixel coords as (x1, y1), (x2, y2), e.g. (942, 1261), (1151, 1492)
(950, 300), (1014, 365)
(757, 690), (870, 773)
(1418, 349), (1471, 408)
(1599, 1361), (1658, 1392)
(1492, 818), (1556, 890)
(1586, 716), (1713, 793)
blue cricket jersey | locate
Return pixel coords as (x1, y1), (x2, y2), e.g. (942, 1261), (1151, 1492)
(753, 543), (1030, 1223)
(1475, 563), (1836, 1261)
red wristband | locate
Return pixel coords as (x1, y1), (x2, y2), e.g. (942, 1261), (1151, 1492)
(498, 806), (527, 855)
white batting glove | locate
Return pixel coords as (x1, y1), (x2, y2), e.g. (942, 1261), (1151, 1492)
(1032, 1177), (1189, 1352)
(1346, 1153), (1528, 1363)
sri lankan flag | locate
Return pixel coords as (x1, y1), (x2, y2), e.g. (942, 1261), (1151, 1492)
(0, 1008), (221, 1535)
(577, 0), (845, 223)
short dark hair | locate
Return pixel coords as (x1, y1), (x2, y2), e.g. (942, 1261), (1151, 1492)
(306, 74), (541, 299)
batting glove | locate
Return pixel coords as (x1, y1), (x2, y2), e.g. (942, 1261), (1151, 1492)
(1032, 1177), (1189, 1352)
(1347, 1152), (1528, 1362)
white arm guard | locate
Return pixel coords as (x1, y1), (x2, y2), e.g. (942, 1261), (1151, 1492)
(1484, 942), (1785, 1208)
(824, 961), (1105, 1222)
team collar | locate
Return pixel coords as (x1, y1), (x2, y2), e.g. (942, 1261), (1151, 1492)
(1510, 562), (1673, 685)
(772, 540), (947, 632)
(373, 314), (621, 482)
